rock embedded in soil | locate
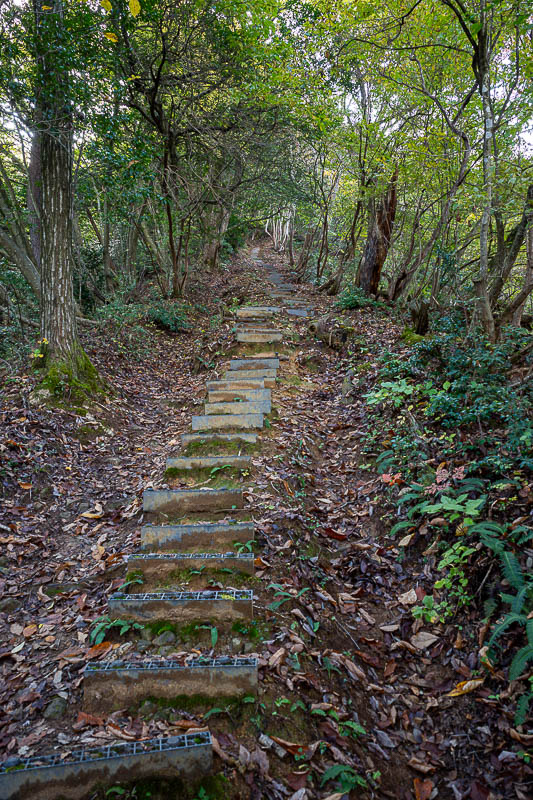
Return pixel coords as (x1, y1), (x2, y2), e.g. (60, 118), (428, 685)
(43, 696), (68, 719)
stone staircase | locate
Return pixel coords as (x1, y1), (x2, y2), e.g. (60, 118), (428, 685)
(0, 257), (313, 799)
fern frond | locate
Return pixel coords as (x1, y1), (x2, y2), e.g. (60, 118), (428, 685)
(511, 585), (530, 614)
(488, 612), (527, 648)
(514, 692), (531, 727)
(527, 618), (533, 646)
(499, 551), (524, 590)
(509, 644), (533, 681)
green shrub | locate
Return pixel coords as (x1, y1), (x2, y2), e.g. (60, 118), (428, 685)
(336, 286), (377, 310)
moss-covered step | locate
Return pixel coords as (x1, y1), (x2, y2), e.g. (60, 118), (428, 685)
(181, 432), (258, 445)
(127, 552), (255, 581)
(234, 306), (280, 318)
(207, 389), (271, 412)
(236, 332), (283, 343)
(166, 455), (252, 473)
(143, 488), (243, 514)
(108, 589), (253, 624)
(206, 379), (266, 392)
(141, 521), (254, 552)
(83, 657), (258, 714)
(0, 733), (212, 800)
(223, 369), (276, 380)
(229, 358), (280, 370)
(286, 308), (312, 317)
(229, 357), (280, 370)
(204, 400), (267, 416)
(191, 413), (263, 431)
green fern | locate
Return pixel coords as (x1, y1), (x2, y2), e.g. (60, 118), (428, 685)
(509, 644), (533, 681)
(514, 691), (531, 726)
(499, 551), (524, 590)
(488, 612), (527, 648)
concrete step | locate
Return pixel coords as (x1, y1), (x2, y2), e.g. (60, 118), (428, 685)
(141, 521), (254, 552)
(229, 358), (280, 370)
(0, 733), (212, 800)
(166, 455), (252, 472)
(143, 488), (243, 514)
(234, 306), (280, 318)
(236, 324), (280, 331)
(127, 551), (255, 580)
(181, 431), (258, 445)
(287, 308), (312, 317)
(223, 369), (276, 380)
(108, 589), (253, 623)
(192, 413), (263, 431)
(209, 376), (275, 389)
(236, 331), (283, 343)
(83, 657), (258, 713)
(207, 389), (271, 413)
(204, 400), (266, 416)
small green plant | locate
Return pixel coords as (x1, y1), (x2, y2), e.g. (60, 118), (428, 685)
(267, 583), (310, 611)
(412, 594), (440, 624)
(413, 543), (475, 623)
(408, 493), (485, 526)
(339, 720), (366, 739)
(320, 764), (367, 791)
(486, 551), (533, 723)
(117, 571), (144, 592)
(365, 378), (414, 408)
(90, 616), (143, 645)
(336, 286), (377, 310)
(234, 539), (254, 553)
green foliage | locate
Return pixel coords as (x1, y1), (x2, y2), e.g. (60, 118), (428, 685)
(97, 296), (190, 333)
(267, 583), (310, 611)
(90, 616), (143, 645)
(336, 287), (378, 310)
(320, 764), (367, 792)
(365, 378), (414, 408)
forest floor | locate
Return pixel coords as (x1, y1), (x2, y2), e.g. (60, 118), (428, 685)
(0, 243), (531, 800)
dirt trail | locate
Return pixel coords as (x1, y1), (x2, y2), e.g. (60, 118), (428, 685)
(0, 245), (525, 799)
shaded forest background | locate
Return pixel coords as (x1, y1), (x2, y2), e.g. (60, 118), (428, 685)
(1, 0), (533, 790)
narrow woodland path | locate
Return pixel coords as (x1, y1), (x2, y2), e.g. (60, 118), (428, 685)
(1, 248), (529, 800)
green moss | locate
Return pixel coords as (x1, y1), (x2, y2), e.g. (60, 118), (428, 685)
(103, 772), (229, 800)
(34, 344), (108, 405)
(73, 422), (109, 443)
(282, 374), (303, 386)
(182, 439), (258, 456)
(154, 567), (255, 589)
(401, 327), (425, 344)
(231, 619), (268, 642)
(144, 619), (224, 643)
(146, 693), (244, 713)
(164, 466), (248, 487)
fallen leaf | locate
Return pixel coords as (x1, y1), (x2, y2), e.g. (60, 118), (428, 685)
(398, 588), (418, 605)
(414, 777), (434, 800)
(399, 533), (414, 547)
(410, 631), (439, 650)
(85, 641), (113, 659)
(408, 757), (436, 774)
(447, 678), (484, 697)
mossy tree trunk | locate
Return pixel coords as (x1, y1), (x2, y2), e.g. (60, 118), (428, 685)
(33, 0), (101, 398)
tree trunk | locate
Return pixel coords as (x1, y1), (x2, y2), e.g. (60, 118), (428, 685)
(203, 204), (231, 270)
(33, 0), (100, 398)
(358, 168), (398, 296)
(27, 128), (42, 271)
